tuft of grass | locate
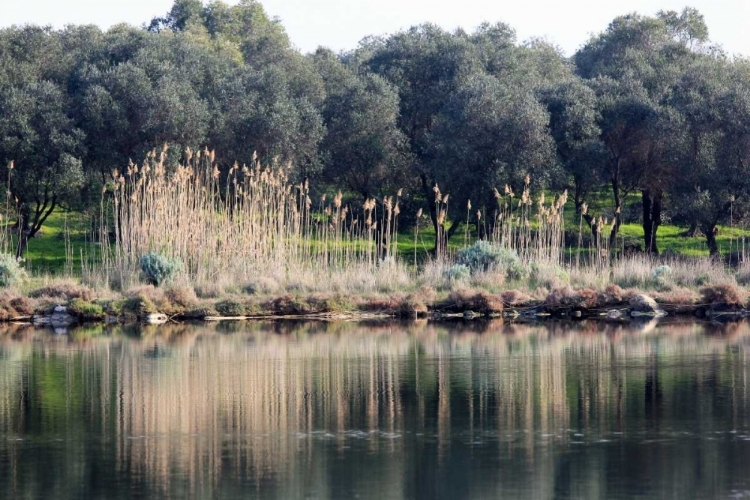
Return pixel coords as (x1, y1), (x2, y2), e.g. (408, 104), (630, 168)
(396, 294), (428, 318)
(29, 280), (94, 301)
(445, 288), (504, 314)
(545, 286), (598, 309)
(215, 299), (248, 317)
(68, 298), (105, 321)
(700, 284), (744, 306)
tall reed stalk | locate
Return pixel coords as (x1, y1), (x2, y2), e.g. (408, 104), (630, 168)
(98, 147), (405, 291)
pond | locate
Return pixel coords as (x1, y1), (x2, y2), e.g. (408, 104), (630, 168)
(0, 319), (748, 499)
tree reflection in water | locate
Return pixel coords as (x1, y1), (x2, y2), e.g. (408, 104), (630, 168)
(0, 319), (748, 499)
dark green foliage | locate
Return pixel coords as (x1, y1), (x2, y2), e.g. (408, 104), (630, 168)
(122, 295), (158, 315)
(313, 48), (409, 200)
(68, 299), (106, 321)
(215, 300), (247, 317)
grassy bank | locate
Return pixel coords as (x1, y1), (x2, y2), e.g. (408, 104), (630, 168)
(1, 273), (748, 326)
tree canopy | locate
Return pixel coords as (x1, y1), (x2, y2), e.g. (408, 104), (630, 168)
(0, 3), (746, 256)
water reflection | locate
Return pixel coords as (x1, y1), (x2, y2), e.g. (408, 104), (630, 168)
(0, 320), (748, 499)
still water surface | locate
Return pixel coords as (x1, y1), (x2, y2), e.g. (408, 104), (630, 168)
(0, 319), (749, 499)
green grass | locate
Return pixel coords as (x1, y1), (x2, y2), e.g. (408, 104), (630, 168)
(14, 210), (93, 274)
(615, 223), (749, 257)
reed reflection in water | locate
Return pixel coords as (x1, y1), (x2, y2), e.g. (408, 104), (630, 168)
(0, 319), (748, 499)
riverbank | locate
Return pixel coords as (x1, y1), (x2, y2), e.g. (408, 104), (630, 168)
(4, 280), (748, 329)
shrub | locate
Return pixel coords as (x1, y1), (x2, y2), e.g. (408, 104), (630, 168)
(505, 260), (528, 282)
(123, 295), (158, 315)
(29, 280), (93, 301)
(736, 264), (750, 286)
(140, 252), (183, 287)
(306, 295), (355, 313)
(598, 284), (627, 305)
(397, 294), (428, 318)
(456, 241), (527, 281)
(9, 296), (35, 315)
(651, 265), (673, 287)
(215, 300), (247, 317)
(700, 284), (743, 306)
(126, 284), (164, 301)
(68, 299), (105, 321)
(656, 287), (699, 307)
(546, 286), (598, 308)
(501, 289), (531, 306)
(266, 295), (314, 315)
(457, 241), (508, 270)
(165, 286), (198, 309)
(0, 253), (27, 288)
(695, 273), (711, 286)
(446, 288), (504, 314)
(443, 264), (471, 283)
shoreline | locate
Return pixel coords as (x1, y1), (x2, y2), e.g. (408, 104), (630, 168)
(6, 289), (746, 329)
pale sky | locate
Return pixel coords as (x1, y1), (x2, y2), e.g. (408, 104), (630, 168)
(0, 0), (748, 57)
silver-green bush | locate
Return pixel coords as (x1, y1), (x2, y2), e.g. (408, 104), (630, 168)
(0, 253), (26, 288)
(456, 241), (527, 281)
(651, 265), (673, 287)
(443, 264), (471, 283)
(140, 252), (183, 287)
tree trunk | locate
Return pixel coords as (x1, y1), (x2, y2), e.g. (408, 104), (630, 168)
(702, 222), (719, 256)
(15, 233), (29, 260)
(15, 204), (31, 259)
(14, 198), (57, 259)
(608, 173), (622, 250)
(641, 188), (662, 254)
(684, 220), (699, 237)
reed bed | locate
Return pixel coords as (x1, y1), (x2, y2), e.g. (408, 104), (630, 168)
(86, 147), (750, 300)
(94, 147), (408, 292)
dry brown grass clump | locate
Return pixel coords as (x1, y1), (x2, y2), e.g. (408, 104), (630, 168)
(700, 284), (744, 306)
(597, 284), (631, 305)
(126, 285), (165, 303)
(9, 296), (35, 316)
(656, 287), (700, 305)
(243, 278), (281, 295)
(397, 294), (428, 318)
(417, 285), (437, 303)
(501, 289), (531, 306)
(194, 284), (224, 299)
(29, 280), (94, 301)
(0, 292), (36, 320)
(262, 294), (353, 316)
(446, 288), (504, 314)
(125, 285), (184, 315)
(545, 286), (598, 309)
(355, 293), (402, 313)
(655, 288), (700, 311)
(165, 286), (199, 309)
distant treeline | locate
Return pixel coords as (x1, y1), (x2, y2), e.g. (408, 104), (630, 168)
(0, 0), (748, 255)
